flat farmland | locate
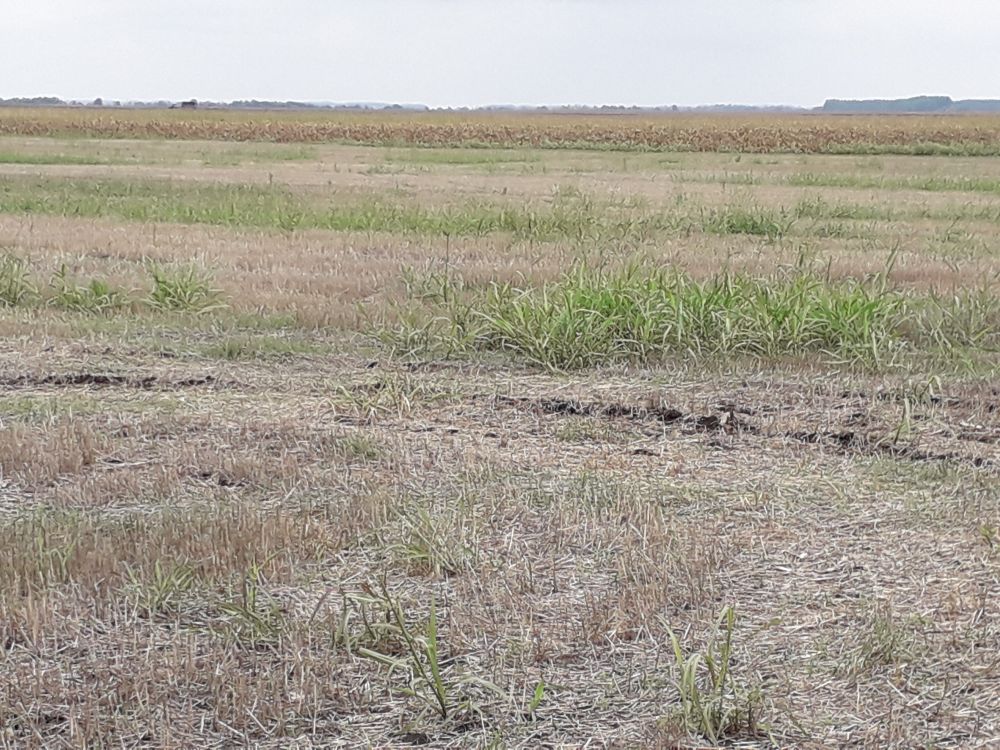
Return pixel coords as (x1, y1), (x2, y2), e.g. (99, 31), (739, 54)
(0, 111), (998, 749)
(5, 107), (1000, 154)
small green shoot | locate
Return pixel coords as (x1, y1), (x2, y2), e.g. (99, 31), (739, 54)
(352, 579), (506, 721)
(665, 606), (764, 743)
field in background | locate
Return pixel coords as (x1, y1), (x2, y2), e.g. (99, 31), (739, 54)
(5, 107), (1000, 154)
(0, 112), (998, 748)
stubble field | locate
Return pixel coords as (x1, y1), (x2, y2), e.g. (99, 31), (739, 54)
(0, 110), (998, 749)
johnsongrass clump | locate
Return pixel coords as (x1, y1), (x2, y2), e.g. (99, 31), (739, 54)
(378, 264), (915, 371)
(701, 206), (793, 239)
(49, 265), (131, 314)
(0, 254), (37, 307)
(472, 265), (906, 370)
(146, 263), (225, 312)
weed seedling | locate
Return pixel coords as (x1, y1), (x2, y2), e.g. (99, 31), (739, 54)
(665, 606), (764, 743)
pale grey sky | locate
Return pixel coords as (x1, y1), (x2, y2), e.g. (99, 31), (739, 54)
(4, 0), (999, 107)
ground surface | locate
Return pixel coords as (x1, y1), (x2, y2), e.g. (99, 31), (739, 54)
(0, 117), (998, 749)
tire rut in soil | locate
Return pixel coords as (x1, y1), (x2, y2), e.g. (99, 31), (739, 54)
(492, 394), (752, 433)
(786, 429), (997, 470)
(493, 394), (997, 471)
(0, 373), (217, 390)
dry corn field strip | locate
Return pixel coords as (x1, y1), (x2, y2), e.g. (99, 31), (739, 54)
(0, 111), (998, 749)
(6, 108), (1000, 154)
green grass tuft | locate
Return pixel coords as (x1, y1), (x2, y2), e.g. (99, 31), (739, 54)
(459, 265), (904, 370)
(49, 265), (131, 314)
(147, 264), (225, 312)
(0, 254), (37, 306)
(0, 152), (110, 166)
(204, 334), (323, 361)
(701, 206), (792, 238)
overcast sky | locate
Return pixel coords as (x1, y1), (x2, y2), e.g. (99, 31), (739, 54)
(4, 0), (999, 107)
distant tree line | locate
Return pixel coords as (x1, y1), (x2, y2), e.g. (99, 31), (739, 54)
(823, 96), (1000, 114)
(0, 97), (66, 107)
(4, 95), (1000, 114)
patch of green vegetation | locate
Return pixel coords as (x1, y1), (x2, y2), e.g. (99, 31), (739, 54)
(49, 265), (132, 314)
(904, 288), (1000, 370)
(0, 391), (181, 422)
(793, 196), (895, 222)
(785, 173), (880, 190)
(384, 148), (542, 166)
(680, 170), (1000, 196)
(673, 171), (761, 186)
(0, 152), (112, 165)
(0, 175), (682, 242)
(663, 607), (764, 743)
(379, 264), (908, 370)
(787, 172), (1000, 195)
(203, 334), (325, 361)
(147, 263), (225, 312)
(0, 394), (102, 421)
(792, 197), (1000, 224)
(0, 256), (226, 319)
(0, 254), (37, 306)
(825, 142), (1000, 157)
(200, 145), (317, 166)
(701, 205), (792, 239)
(382, 259), (1000, 372)
(482, 268), (906, 369)
(0, 177), (301, 230)
(337, 433), (383, 462)
(15, 173), (988, 246)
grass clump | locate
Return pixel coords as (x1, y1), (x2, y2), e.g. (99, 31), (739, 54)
(0, 255), (229, 317)
(384, 148), (542, 166)
(664, 607), (764, 743)
(910, 288), (1000, 352)
(147, 263), (225, 312)
(0, 253), (37, 306)
(701, 206), (792, 239)
(49, 265), (131, 314)
(0, 176), (612, 240)
(0, 152), (109, 166)
(794, 196), (894, 222)
(0, 175), (782, 244)
(457, 265), (904, 370)
(344, 579), (505, 721)
(217, 561), (286, 647)
(125, 560), (196, 618)
(204, 334), (321, 361)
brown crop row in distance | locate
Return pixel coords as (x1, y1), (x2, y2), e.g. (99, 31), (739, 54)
(2, 107), (1000, 153)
